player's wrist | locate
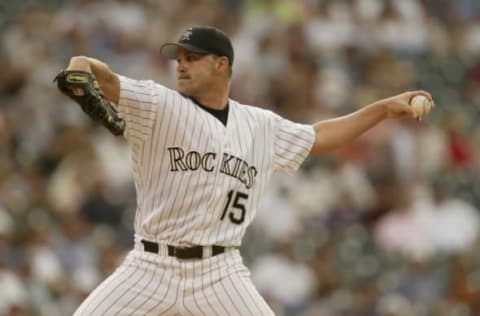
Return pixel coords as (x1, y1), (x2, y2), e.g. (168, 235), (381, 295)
(367, 99), (390, 119)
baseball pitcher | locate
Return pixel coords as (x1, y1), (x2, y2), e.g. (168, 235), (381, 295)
(55, 26), (434, 315)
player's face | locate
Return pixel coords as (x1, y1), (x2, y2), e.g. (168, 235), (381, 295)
(175, 49), (217, 96)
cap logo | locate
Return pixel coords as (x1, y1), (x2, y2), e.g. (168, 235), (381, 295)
(180, 29), (193, 42)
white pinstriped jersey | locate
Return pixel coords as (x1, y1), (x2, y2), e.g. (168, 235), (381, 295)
(115, 75), (315, 247)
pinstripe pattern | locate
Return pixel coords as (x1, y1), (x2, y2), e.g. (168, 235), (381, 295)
(116, 76), (314, 246)
(182, 250), (274, 316)
(75, 249), (274, 315)
(75, 75), (314, 314)
(74, 251), (180, 316)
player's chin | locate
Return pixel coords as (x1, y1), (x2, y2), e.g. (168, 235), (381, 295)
(177, 80), (193, 92)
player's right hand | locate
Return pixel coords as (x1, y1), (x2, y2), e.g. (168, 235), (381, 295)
(381, 90), (434, 120)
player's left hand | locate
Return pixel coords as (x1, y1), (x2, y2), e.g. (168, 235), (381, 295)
(381, 90), (434, 120)
(54, 70), (125, 135)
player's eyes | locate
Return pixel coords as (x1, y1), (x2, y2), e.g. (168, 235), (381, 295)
(187, 54), (201, 61)
(177, 53), (206, 63)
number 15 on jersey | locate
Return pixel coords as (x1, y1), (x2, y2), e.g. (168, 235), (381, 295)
(220, 190), (248, 225)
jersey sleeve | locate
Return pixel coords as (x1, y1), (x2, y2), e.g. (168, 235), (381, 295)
(272, 113), (315, 174)
(116, 75), (163, 142)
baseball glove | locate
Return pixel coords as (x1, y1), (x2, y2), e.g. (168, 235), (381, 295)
(54, 70), (125, 136)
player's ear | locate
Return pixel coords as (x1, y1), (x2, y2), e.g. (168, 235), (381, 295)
(215, 56), (229, 75)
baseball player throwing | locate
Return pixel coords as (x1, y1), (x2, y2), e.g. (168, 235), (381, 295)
(55, 26), (434, 315)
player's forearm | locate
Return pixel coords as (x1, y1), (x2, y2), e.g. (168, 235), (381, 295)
(66, 56), (120, 103)
(310, 101), (387, 155)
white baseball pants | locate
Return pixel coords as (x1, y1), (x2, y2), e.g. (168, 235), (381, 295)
(73, 247), (274, 315)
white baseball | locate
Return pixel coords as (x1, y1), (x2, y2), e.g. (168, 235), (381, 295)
(410, 95), (433, 119)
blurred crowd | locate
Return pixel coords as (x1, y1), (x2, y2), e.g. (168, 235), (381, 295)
(1, 0), (480, 315)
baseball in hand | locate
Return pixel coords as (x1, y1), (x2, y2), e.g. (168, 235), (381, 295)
(410, 95), (433, 119)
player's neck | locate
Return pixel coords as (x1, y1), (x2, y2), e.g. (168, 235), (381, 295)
(195, 82), (230, 110)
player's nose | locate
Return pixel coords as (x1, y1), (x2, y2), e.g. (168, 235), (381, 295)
(176, 60), (187, 73)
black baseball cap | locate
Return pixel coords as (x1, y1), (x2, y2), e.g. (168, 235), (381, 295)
(160, 26), (234, 66)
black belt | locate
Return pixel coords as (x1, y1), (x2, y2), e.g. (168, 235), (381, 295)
(141, 240), (226, 259)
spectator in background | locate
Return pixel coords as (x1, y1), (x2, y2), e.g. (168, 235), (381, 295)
(374, 186), (435, 261)
(251, 241), (317, 316)
(375, 178), (480, 260)
(421, 179), (480, 255)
